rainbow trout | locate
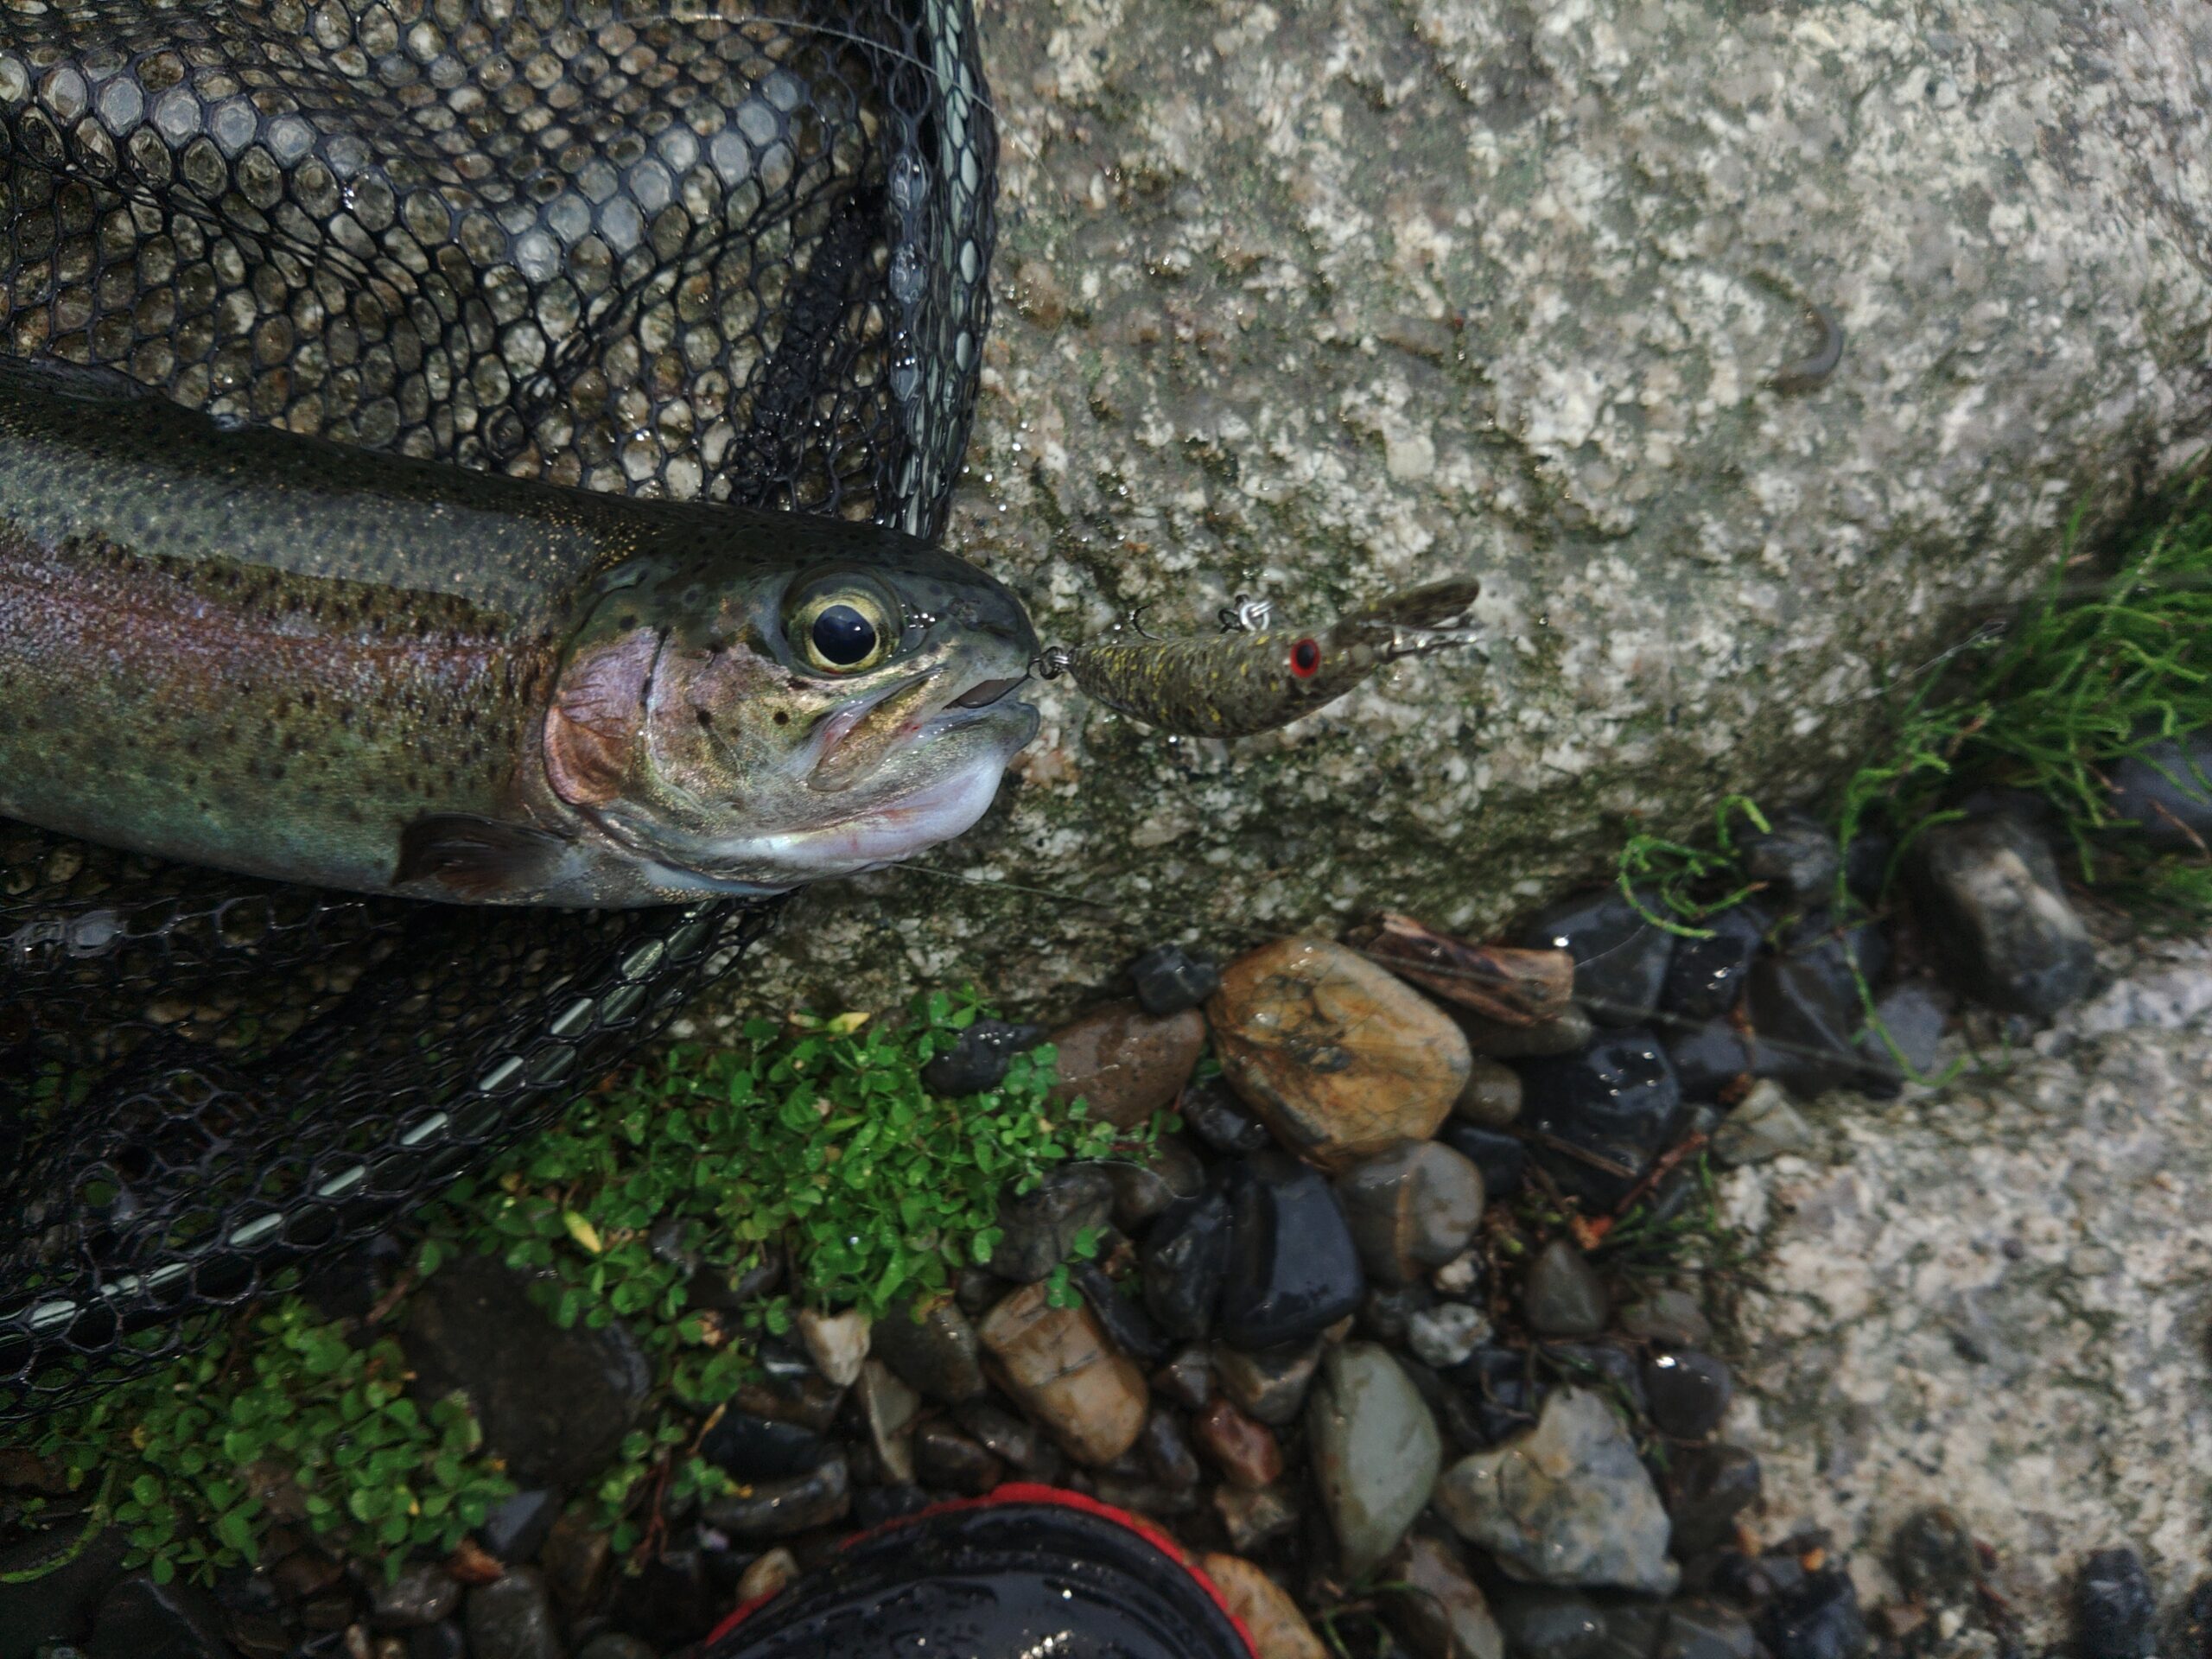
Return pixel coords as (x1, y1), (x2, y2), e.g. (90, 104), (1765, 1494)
(0, 359), (1039, 906)
(1039, 578), (1482, 737)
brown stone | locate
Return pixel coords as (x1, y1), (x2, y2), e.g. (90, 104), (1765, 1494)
(1382, 1535), (1505, 1659)
(1199, 1554), (1329, 1659)
(1208, 939), (1469, 1172)
(1047, 1000), (1207, 1130)
(1194, 1397), (1283, 1489)
(976, 1281), (1150, 1466)
(1214, 1484), (1300, 1554)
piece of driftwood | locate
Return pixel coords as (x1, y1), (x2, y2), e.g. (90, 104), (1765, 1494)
(1346, 912), (1575, 1027)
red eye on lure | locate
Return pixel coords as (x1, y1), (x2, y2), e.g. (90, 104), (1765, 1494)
(1289, 638), (1321, 679)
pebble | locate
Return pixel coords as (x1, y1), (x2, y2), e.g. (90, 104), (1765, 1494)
(539, 1510), (609, 1617)
(1198, 1555), (1330, 1659)
(920, 1018), (1047, 1096)
(1213, 1484), (1300, 1554)
(1854, 982), (1948, 1096)
(1193, 1397), (1283, 1489)
(701, 1457), (851, 1541)
(1408, 1301), (1490, 1370)
(1759, 1569), (1867, 1659)
(955, 1266), (1012, 1318)
(1660, 1442), (1762, 1556)
(575, 1637), (656, 1659)
(2107, 734), (2212, 847)
(1360, 1283), (1434, 1345)
(1128, 944), (1223, 1015)
(1659, 1604), (1755, 1659)
(400, 1253), (650, 1488)
(1519, 1032), (1684, 1207)
(701, 1411), (828, 1482)
(410, 1624), (469, 1659)
(1307, 1343), (1443, 1578)
(1909, 814), (2097, 1016)
(735, 1344), (847, 1432)
(1454, 1057), (1524, 1128)
(869, 1296), (985, 1405)
(462, 1570), (560, 1659)
(1383, 1536), (1504, 1659)
(1543, 1343), (1646, 1416)
(1046, 1000), (1207, 1129)
(1106, 1133), (1207, 1231)
(855, 1359), (921, 1484)
(1710, 1080), (1815, 1166)
(957, 1401), (1065, 1482)
(1743, 817), (1842, 899)
(976, 1281), (1151, 1466)
(1435, 1388), (1676, 1594)
(478, 1489), (557, 1564)
(1455, 1005), (1597, 1058)
(1617, 1287), (1712, 1348)
(988, 1166), (1116, 1282)
(851, 1484), (931, 1529)
(1524, 1240), (1610, 1338)
(1137, 1408), (1202, 1490)
(1152, 1344), (1214, 1408)
(1219, 1152), (1366, 1350)
(85, 1574), (232, 1659)
(1450, 1344), (1545, 1446)
(1214, 1338), (1325, 1427)
(1491, 1587), (1607, 1659)
(1744, 948), (1864, 1098)
(1141, 1187), (1232, 1339)
(367, 1566), (460, 1630)
(1180, 1079), (1275, 1154)
(1519, 887), (1675, 1027)
(1662, 1018), (1753, 1105)
(1334, 1141), (1486, 1287)
(1089, 1472), (1198, 1519)
(1074, 1261), (1172, 1365)
(733, 1548), (798, 1607)
(2076, 1548), (2158, 1659)
(1431, 1250), (1482, 1299)
(1210, 939), (1471, 1170)
(911, 1420), (1004, 1496)
(794, 1308), (871, 1389)
(1660, 904), (1771, 1024)
(1439, 1123), (1526, 1200)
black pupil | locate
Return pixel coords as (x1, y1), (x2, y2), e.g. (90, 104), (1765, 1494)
(810, 603), (878, 666)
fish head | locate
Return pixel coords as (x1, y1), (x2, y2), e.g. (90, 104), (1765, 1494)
(544, 540), (1039, 892)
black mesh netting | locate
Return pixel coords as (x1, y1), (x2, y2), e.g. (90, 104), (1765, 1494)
(0, 0), (997, 1421)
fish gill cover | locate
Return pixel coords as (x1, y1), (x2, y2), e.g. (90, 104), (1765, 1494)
(0, 0), (997, 1419)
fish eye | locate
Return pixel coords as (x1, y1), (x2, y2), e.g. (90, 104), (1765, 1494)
(786, 578), (898, 674)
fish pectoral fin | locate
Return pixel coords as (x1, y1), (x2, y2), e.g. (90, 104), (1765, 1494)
(396, 814), (572, 900)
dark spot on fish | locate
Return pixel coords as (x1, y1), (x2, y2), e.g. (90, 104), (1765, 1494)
(696, 709), (714, 728)
(618, 613), (638, 630)
(773, 710), (789, 726)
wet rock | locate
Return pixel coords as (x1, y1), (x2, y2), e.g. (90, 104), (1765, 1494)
(1662, 1019), (1754, 1106)
(401, 1253), (649, 1489)
(368, 1567), (460, 1631)
(1909, 815), (2097, 1017)
(1141, 1187), (1232, 1338)
(976, 1281), (1150, 1466)
(85, 1576), (232, 1659)
(869, 1296), (985, 1405)
(957, 1401), (1062, 1481)
(1180, 1079), (1274, 1155)
(690, 1243), (785, 1313)
(1383, 1535), (1505, 1659)
(575, 1638), (654, 1659)
(851, 1484), (931, 1529)
(1198, 1556), (1329, 1659)
(2109, 734), (2212, 847)
(1519, 1033), (1682, 1207)
(1524, 1240), (1610, 1338)
(1759, 1569), (1869, 1659)
(988, 1166), (1114, 1282)
(1136, 1408), (1201, 1489)
(2176, 1578), (2212, 1659)
(733, 1548), (798, 1608)
(1105, 1134), (1206, 1232)
(1617, 1287), (1712, 1348)
(1439, 1123), (1527, 1201)
(701, 1458), (850, 1541)
(1888, 1507), (1978, 1602)
(794, 1308), (870, 1389)
(1194, 1397), (1283, 1489)
(1334, 1141), (1486, 1287)
(1211, 939), (1471, 1170)
(734, 1343), (845, 1432)
(1853, 982), (1948, 1096)
(1660, 1603), (1755, 1659)
(1451, 1344), (1546, 1447)
(1219, 1152), (1366, 1350)
(1491, 1587), (1608, 1659)
(410, 1624), (467, 1659)
(1088, 1472), (1199, 1518)
(1457, 1006), (1599, 1059)
(2076, 1548), (2158, 1659)
(1128, 944), (1223, 1016)
(1596, 1602), (1670, 1659)
(855, 1359), (921, 1484)
(613, 1548), (715, 1650)
(1710, 1080), (1814, 1166)
(1433, 1248), (1482, 1298)
(539, 1512), (609, 1619)
(1046, 1001), (1206, 1130)
(1519, 888), (1675, 1027)
(462, 1570), (559, 1659)
(1152, 1344), (1214, 1409)
(1408, 1302), (1490, 1370)
(1661, 1445), (1761, 1560)
(1359, 1282), (1434, 1346)
(911, 1421), (1004, 1496)
(1435, 1388), (1676, 1592)
(1543, 1344), (1647, 1416)
(701, 1412), (827, 1483)
(1214, 1485), (1301, 1554)
(1074, 1261), (1171, 1365)
(921, 1018), (1048, 1097)
(1308, 1344), (1443, 1578)
(1744, 950), (1864, 1098)
(479, 1490), (558, 1565)
(1744, 818), (1842, 900)
(1215, 1338), (1325, 1426)
(1455, 1057), (1525, 1128)
(1661, 905), (1771, 1024)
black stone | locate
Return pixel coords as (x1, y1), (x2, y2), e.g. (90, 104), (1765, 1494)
(1150, 1345), (1213, 1410)
(0, 1522), (125, 1659)
(1519, 887), (1676, 1027)
(1447, 1344), (1544, 1446)
(1664, 1018), (1753, 1105)
(733, 1344), (845, 1434)
(1658, 1603), (1755, 1659)
(1438, 1122), (1526, 1200)
(479, 1488), (559, 1564)
(1909, 815), (2097, 1017)
(1492, 1587), (1608, 1659)
(367, 1564), (461, 1631)
(911, 1422), (1002, 1496)
(921, 1019), (1049, 1096)
(1661, 904), (1771, 1023)
(1179, 1080), (1273, 1155)
(1217, 1152), (1365, 1350)
(1759, 1568), (1869, 1659)
(870, 1296), (986, 1405)
(610, 1549), (715, 1650)
(699, 1412), (827, 1483)
(86, 1576), (234, 1659)
(1128, 944), (1222, 1017)
(1741, 817), (1842, 900)
(954, 1267), (1011, 1319)
(1594, 1602), (1669, 1659)
(1542, 1342), (1644, 1414)
(1074, 1262), (1171, 1364)
(1105, 1135), (1206, 1234)
(956, 1402), (1061, 1481)
(1663, 1443), (1763, 1555)
(1137, 1410), (1200, 1491)
(2108, 734), (2212, 848)
(1641, 1349), (1732, 1439)
(1854, 982), (1948, 1099)
(988, 1166), (1115, 1283)
(401, 1252), (650, 1489)
(850, 1483), (931, 1529)
(408, 1623), (467, 1659)
(2076, 1548), (2158, 1659)
(2176, 1577), (2212, 1659)
(1842, 832), (1892, 906)
(1357, 1283), (1435, 1346)
(702, 1458), (851, 1541)
(1745, 950), (1865, 1099)
(1141, 1188), (1232, 1340)
(1518, 1030), (1683, 1206)
(1888, 1507), (1977, 1602)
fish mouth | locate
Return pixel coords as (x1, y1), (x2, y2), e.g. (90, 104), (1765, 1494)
(947, 674), (1027, 709)
(810, 668), (1037, 791)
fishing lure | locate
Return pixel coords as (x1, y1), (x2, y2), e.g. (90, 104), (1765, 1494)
(1037, 577), (1482, 738)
